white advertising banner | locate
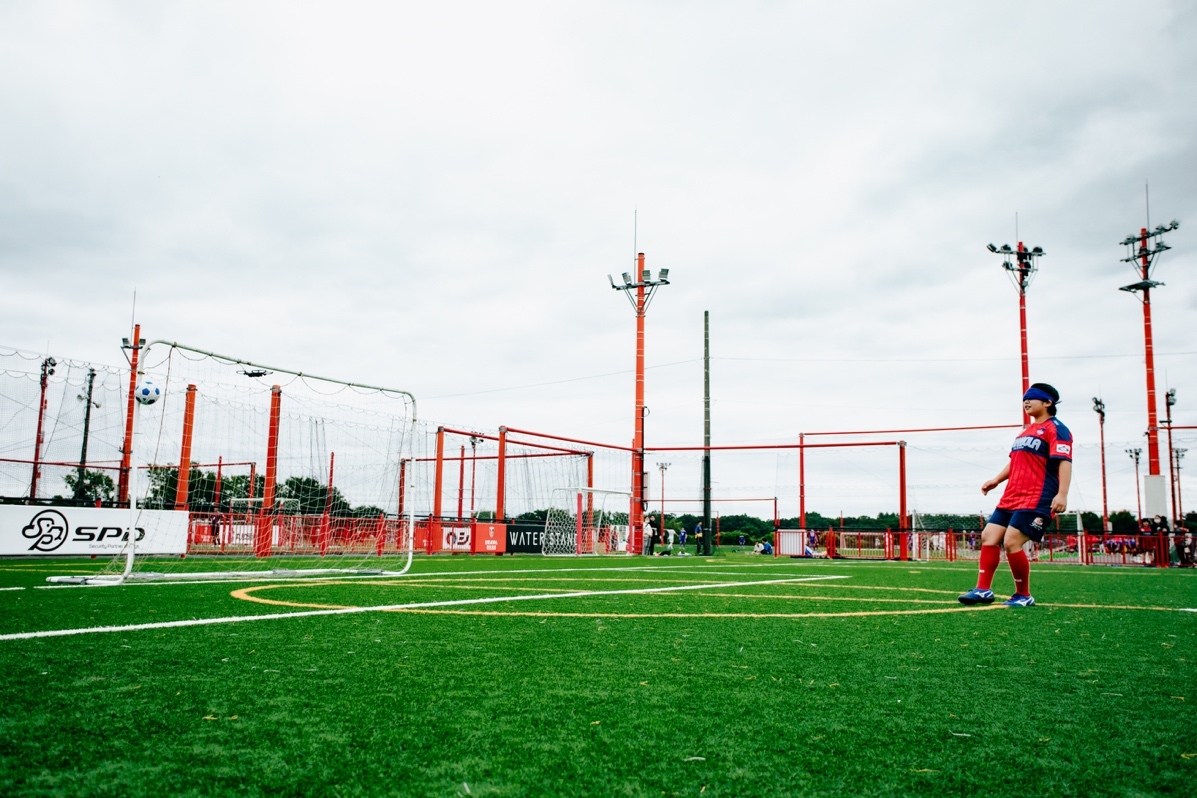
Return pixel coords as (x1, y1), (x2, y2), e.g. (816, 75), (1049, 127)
(441, 525), (472, 553)
(0, 505), (189, 556)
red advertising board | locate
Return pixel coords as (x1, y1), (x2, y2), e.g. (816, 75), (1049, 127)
(472, 521), (507, 555)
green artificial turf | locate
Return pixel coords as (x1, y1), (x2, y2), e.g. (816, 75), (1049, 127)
(0, 555), (1194, 797)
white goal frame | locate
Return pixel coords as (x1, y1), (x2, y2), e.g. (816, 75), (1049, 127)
(542, 487), (631, 556)
(46, 339), (419, 586)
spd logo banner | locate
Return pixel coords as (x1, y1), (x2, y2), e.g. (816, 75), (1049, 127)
(1, 505), (189, 556)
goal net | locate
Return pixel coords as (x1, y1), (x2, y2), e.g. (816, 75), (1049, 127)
(44, 340), (421, 584)
(543, 487), (631, 555)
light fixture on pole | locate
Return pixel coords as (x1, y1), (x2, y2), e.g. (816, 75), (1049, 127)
(1127, 447), (1143, 522)
(1119, 215), (1180, 519)
(988, 241), (1045, 423)
(609, 254), (671, 555)
(1093, 397), (1110, 532)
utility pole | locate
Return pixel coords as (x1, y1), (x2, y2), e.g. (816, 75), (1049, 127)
(702, 310), (712, 555)
(1165, 389), (1178, 524)
(1119, 213), (1180, 519)
(469, 436), (480, 518)
(1175, 449), (1187, 524)
(988, 241), (1045, 424)
(1127, 448), (1143, 522)
(29, 356), (57, 501)
(609, 255), (670, 554)
(1093, 397), (1110, 532)
(656, 462), (670, 532)
(73, 368), (100, 502)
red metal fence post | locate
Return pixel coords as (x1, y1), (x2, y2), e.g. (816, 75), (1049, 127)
(255, 385), (281, 558)
(174, 384), (197, 510)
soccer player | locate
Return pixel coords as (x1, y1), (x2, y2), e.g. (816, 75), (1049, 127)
(959, 383), (1072, 607)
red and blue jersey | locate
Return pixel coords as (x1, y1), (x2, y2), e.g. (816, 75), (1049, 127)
(998, 417), (1073, 512)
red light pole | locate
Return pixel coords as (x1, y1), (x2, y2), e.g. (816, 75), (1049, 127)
(1093, 397), (1110, 532)
(988, 241), (1045, 424)
(1119, 217), (1180, 519)
(610, 255), (670, 554)
(118, 325), (143, 505)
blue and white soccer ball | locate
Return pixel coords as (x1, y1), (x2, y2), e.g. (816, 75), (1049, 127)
(134, 378), (161, 406)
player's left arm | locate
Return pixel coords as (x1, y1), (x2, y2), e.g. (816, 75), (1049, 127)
(1051, 460), (1072, 513)
(1049, 422), (1073, 513)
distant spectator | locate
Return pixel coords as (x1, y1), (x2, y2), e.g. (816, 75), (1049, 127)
(679, 527), (687, 546)
(1177, 524), (1193, 567)
(644, 521), (655, 555)
(738, 535), (746, 547)
(752, 541), (764, 554)
(761, 541), (773, 555)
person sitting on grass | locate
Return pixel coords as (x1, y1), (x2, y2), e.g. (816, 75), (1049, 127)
(959, 383), (1072, 608)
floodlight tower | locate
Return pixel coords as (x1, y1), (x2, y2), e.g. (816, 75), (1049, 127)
(1119, 217), (1180, 519)
(609, 253), (670, 554)
(1127, 447), (1143, 521)
(1093, 397), (1110, 532)
(987, 241), (1045, 424)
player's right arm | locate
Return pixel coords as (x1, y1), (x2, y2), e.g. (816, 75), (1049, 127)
(981, 462), (1010, 495)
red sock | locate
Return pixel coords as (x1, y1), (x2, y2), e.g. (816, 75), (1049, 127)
(1007, 549), (1030, 596)
(976, 544), (1001, 590)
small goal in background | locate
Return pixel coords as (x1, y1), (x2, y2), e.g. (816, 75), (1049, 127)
(543, 487), (630, 555)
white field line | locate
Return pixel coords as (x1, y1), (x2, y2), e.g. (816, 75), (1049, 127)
(0, 575), (848, 641)
(31, 561), (832, 590)
(28, 556), (1176, 590)
(0, 587), (25, 591)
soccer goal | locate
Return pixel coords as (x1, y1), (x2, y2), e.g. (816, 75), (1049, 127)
(45, 339), (421, 585)
(543, 487), (631, 555)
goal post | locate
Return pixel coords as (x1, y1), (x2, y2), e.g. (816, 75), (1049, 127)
(45, 339), (420, 585)
(543, 487), (631, 555)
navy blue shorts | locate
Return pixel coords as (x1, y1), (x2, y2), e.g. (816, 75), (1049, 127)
(988, 508), (1052, 543)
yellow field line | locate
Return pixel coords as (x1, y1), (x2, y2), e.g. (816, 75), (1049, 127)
(228, 580), (1193, 616)
(701, 593), (954, 604)
(389, 606), (1006, 619)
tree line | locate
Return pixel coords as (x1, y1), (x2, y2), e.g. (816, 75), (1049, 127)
(52, 470), (1196, 533)
(54, 467), (385, 517)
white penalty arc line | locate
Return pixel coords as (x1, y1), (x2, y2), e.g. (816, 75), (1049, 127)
(0, 575), (849, 641)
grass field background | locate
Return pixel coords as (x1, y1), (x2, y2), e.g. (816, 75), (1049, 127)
(1, 553), (1194, 797)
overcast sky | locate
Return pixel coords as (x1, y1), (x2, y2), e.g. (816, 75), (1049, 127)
(3, 1), (1196, 519)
